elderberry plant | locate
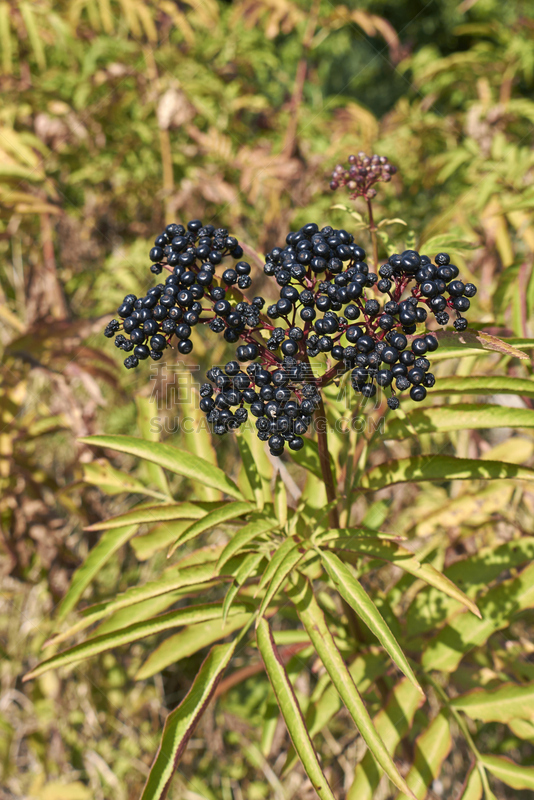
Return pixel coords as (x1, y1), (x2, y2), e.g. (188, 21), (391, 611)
(105, 154), (477, 457)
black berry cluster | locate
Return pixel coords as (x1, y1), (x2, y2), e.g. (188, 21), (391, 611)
(104, 219), (251, 367)
(330, 152), (397, 200)
(104, 217), (477, 457)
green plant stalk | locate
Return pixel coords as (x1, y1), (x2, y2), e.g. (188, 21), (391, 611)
(367, 198), (379, 271)
(316, 394), (339, 528)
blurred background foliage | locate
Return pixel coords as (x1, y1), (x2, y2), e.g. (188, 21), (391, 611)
(2, 0), (534, 797)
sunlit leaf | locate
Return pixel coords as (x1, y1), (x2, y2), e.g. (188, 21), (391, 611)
(395, 712), (451, 800)
(141, 641), (236, 800)
(480, 755), (534, 790)
(451, 682), (534, 723)
(384, 404), (534, 439)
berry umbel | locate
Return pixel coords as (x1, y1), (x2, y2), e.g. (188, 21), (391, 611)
(104, 159), (477, 456)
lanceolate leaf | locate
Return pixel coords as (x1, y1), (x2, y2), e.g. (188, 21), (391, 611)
(361, 455), (534, 491)
(217, 517), (276, 570)
(82, 459), (171, 500)
(451, 682), (534, 723)
(141, 641), (236, 800)
(395, 712), (452, 800)
(167, 502), (252, 556)
(283, 653), (387, 774)
(24, 603), (250, 681)
(347, 679), (424, 800)
(258, 545), (306, 618)
(135, 613), (252, 680)
(421, 562), (534, 672)
(237, 432), (265, 509)
(256, 617), (337, 800)
(289, 577), (417, 799)
(256, 537), (299, 597)
(323, 532), (480, 618)
(480, 755), (534, 790)
(383, 404), (534, 440)
(223, 552), (264, 624)
(319, 550), (423, 694)
(427, 375), (534, 398)
(48, 562), (222, 647)
(79, 435), (245, 500)
(56, 524), (138, 621)
(84, 502), (212, 531)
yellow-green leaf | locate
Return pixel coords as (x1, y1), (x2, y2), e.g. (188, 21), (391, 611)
(217, 517), (276, 570)
(428, 375), (534, 398)
(256, 616), (337, 800)
(362, 455), (534, 491)
(395, 711), (451, 800)
(167, 502), (252, 556)
(79, 435), (244, 500)
(85, 502), (211, 531)
(141, 641), (236, 800)
(480, 755), (534, 790)
(384, 404), (534, 440)
(347, 679), (424, 800)
(319, 550), (423, 694)
(451, 682), (534, 723)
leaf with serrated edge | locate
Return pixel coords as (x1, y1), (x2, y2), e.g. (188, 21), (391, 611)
(256, 537), (298, 597)
(57, 525), (138, 621)
(284, 652), (387, 774)
(347, 678), (424, 800)
(362, 455), (534, 491)
(24, 603), (250, 681)
(136, 613), (251, 680)
(47, 562), (221, 647)
(85, 502), (211, 531)
(319, 550), (423, 694)
(167, 502), (252, 556)
(422, 562), (534, 672)
(321, 531), (480, 618)
(256, 616), (337, 800)
(289, 576), (417, 799)
(435, 329), (528, 360)
(79, 435), (244, 500)
(384, 405), (534, 440)
(217, 517), (276, 571)
(395, 711), (451, 800)
(428, 375), (534, 398)
(140, 641), (236, 800)
(451, 682), (534, 723)
(480, 755), (534, 790)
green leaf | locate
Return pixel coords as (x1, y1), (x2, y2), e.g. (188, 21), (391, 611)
(20, 3), (45, 69)
(427, 375), (534, 398)
(217, 517), (276, 571)
(395, 711), (452, 800)
(361, 455), (534, 491)
(136, 398), (171, 497)
(508, 719), (534, 741)
(140, 641), (236, 800)
(56, 525), (138, 621)
(131, 521), (194, 561)
(167, 502), (252, 556)
(85, 502), (212, 531)
(319, 550), (423, 694)
(0, 3), (12, 74)
(135, 613), (252, 679)
(223, 552), (265, 625)
(434, 330), (529, 361)
(179, 388), (222, 502)
(451, 682), (534, 723)
(480, 755), (534, 790)
(457, 765), (483, 800)
(25, 603), (249, 681)
(283, 652), (387, 775)
(93, 590), (188, 637)
(383, 404), (534, 440)
(347, 678), (424, 800)
(257, 544), (306, 618)
(322, 531), (480, 618)
(48, 562), (223, 647)
(237, 432), (265, 509)
(421, 563), (534, 672)
(289, 577), (418, 799)
(82, 459), (170, 500)
(256, 617), (337, 800)
(288, 437), (334, 481)
(79, 435), (244, 500)
(407, 537), (534, 636)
